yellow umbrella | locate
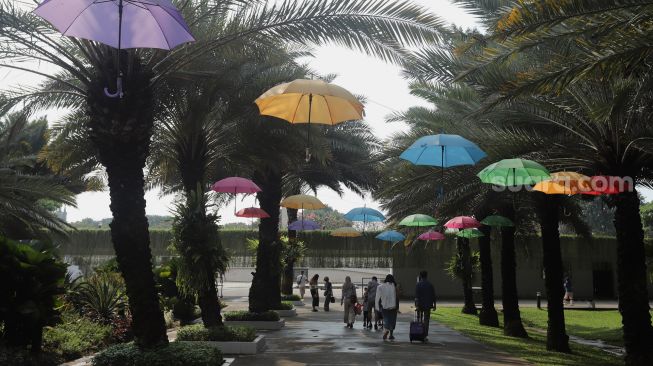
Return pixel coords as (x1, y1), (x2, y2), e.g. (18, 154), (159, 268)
(533, 172), (591, 195)
(255, 79), (364, 161)
(280, 194), (326, 210)
(330, 227), (362, 238)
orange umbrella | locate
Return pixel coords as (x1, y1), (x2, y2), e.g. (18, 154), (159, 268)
(532, 172), (591, 195)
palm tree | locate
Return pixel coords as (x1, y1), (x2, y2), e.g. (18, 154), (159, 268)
(1, 0), (445, 347)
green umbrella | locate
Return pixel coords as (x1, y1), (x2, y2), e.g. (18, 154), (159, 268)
(457, 228), (485, 238)
(477, 158), (550, 186)
(481, 215), (514, 227)
(398, 214), (437, 227)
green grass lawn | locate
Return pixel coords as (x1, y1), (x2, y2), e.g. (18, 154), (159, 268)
(432, 307), (623, 366)
(519, 308), (625, 346)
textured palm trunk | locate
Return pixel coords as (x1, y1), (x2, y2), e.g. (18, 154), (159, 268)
(613, 190), (653, 365)
(198, 270), (221, 327)
(478, 224), (499, 327)
(538, 195), (570, 352)
(281, 208), (298, 295)
(87, 58), (167, 348)
(500, 205), (528, 338)
(458, 237), (478, 315)
(249, 171), (282, 312)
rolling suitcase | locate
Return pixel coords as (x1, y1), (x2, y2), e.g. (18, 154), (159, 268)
(409, 310), (427, 343)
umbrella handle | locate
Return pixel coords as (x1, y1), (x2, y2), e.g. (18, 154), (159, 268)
(104, 75), (124, 98)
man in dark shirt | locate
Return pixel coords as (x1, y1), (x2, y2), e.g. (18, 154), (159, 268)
(415, 270), (436, 339)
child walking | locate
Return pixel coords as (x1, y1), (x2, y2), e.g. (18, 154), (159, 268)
(362, 287), (371, 328)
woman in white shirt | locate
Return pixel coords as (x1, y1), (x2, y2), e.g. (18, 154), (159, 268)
(375, 274), (398, 340)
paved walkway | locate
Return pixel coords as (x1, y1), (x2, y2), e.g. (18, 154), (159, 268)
(230, 302), (531, 366)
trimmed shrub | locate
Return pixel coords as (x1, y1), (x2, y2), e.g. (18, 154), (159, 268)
(276, 301), (294, 310)
(280, 294), (301, 301)
(92, 342), (223, 366)
(223, 310), (280, 322)
(43, 313), (112, 361)
(176, 324), (256, 342)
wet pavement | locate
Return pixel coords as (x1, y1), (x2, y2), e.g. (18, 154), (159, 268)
(231, 303), (531, 366)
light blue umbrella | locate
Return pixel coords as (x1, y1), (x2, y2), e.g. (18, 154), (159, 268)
(375, 230), (405, 242)
(344, 207), (385, 222)
(400, 134), (486, 167)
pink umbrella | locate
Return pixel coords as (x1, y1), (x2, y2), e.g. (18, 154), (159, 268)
(212, 177), (261, 213)
(444, 216), (481, 229)
(418, 231), (445, 241)
(235, 207), (270, 219)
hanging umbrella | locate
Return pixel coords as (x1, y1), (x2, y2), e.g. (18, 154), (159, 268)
(235, 207), (270, 219)
(280, 195), (326, 210)
(398, 214), (437, 227)
(417, 231), (445, 241)
(400, 134), (486, 197)
(481, 215), (514, 227)
(288, 219), (320, 231)
(375, 230), (405, 242)
(331, 227), (362, 238)
(34, 0), (195, 98)
(533, 172), (591, 195)
(444, 216), (481, 229)
(255, 79), (364, 162)
(344, 207), (385, 222)
(212, 177), (261, 213)
(580, 175), (631, 195)
(457, 228), (485, 238)
(477, 158), (550, 186)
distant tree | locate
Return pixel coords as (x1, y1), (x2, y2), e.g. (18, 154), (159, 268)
(304, 206), (351, 230)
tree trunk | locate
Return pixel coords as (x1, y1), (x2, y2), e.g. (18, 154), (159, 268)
(538, 195), (570, 353)
(249, 171), (282, 312)
(87, 58), (167, 348)
(613, 190), (653, 365)
(499, 205), (528, 338)
(458, 237), (478, 315)
(478, 225), (499, 327)
(281, 208), (298, 295)
(198, 275), (221, 327)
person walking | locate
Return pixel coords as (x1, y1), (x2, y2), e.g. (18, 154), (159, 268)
(375, 274), (398, 341)
(296, 270), (308, 299)
(323, 276), (333, 311)
(563, 276), (574, 306)
(366, 276), (379, 329)
(415, 270), (436, 340)
(341, 276), (356, 328)
(309, 274), (320, 312)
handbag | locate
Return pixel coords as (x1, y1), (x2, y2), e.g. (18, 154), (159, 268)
(330, 296), (335, 303)
(354, 302), (363, 315)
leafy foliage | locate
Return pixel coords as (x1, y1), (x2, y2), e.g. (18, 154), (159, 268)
(42, 313), (111, 361)
(69, 272), (127, 324)
(276, 301), (295, 311)
(281, 294), (301, 301)
(92, 342), (223, 366)
(176, 324), (256, 342)
(0, 236), (66, 351)
(445, 250), (480, 280)
(223, 310), (280, 322)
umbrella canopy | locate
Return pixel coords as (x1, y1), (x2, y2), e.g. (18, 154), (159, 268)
(280, 195), (326, 210)
(375, 230), (405, 242)
(288, 220), (320, 231)
(344, 207), (385, 222)
(34, 0), (195, 49)
(235, 207), (270, 219)
(580, 175), (632, 195)
(398, 214), (437, 227)
(330, 227), (362, 238)
(400, 134), (487, 167)
(212, 177), (261, 194)
(477, 158), (550, 186)
(417, 231), (446, 241)
(532, 172), (591, 195)
(457, 228), (485, 238)
(481, 215), (514, 227)
(444, 216), (481, 229)
(255, 79), (364, 125)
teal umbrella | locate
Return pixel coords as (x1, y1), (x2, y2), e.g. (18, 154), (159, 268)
(481, 215), (514, 227)
(478, 158), (550, 186)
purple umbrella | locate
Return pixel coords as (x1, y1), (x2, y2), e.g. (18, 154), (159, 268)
(288, 220), (320, 231)
(33, 0), (195, 98)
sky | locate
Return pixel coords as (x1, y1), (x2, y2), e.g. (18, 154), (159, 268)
(5, 1), (651, 223)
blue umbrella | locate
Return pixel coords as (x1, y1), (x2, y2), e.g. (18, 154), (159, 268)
(375, 230), (405, 242)
(288, 219), (320, 231)
(400, 134), (486, 197)
(344, 207), (385, 222)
